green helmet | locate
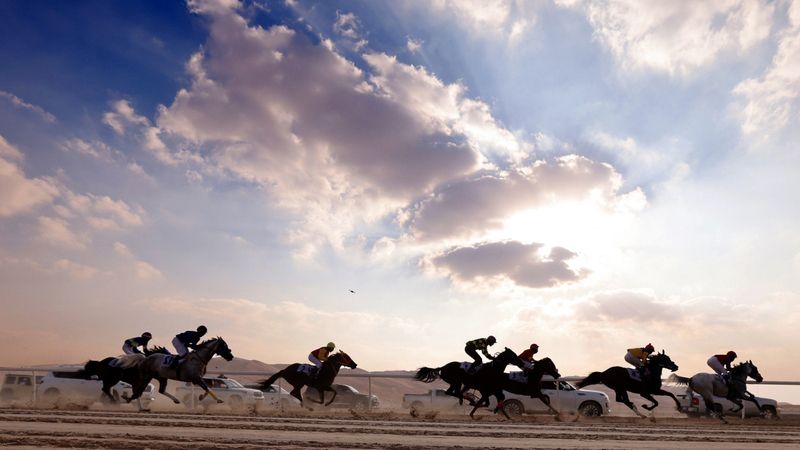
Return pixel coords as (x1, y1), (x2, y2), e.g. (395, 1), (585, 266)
(327, 342), (336, 350)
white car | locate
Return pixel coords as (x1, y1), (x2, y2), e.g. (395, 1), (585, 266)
(490, 377), (611, 417)
(37, 371), (155, 409)
(677, 391), (779, 418)
(245, 383), (301, 409)
(1, 373), (45, 405)
(177, 376), (264, 412)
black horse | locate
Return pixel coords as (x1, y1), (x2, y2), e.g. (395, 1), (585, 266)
(259, 351), (357, 408)
(501, 357), (561, 416)
(577, 351), (681, 417)
(81, 346), (170, 410)
(415, 347), (525, 419)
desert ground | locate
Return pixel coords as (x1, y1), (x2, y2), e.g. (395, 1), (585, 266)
(1, 407), (799, 449)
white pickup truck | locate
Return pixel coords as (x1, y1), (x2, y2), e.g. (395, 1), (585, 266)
(37, 371), (155, 409)
(177, 376), (265, 412)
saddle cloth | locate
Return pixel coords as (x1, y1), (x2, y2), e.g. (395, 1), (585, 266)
(508, 371), (528, 383)
(627, 368), (643, 381)
(296, 364), (319, 376)
(161, 355), (176, 367)
(108, 358), (122, 368)
(460, 362), (482, 372)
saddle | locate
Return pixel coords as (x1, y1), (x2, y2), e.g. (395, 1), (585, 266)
(627, 367), (649, 382)
(108, 358), (122, 368)
(460, 362), (482, 373)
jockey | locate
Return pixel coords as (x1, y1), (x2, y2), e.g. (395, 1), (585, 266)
(518, 343), (539, 370)
(122, 332), (152, 355)
(625, 343), (655, 376)
(170, 325), (207, 367)
(708, 351), (737, 380)
(465, 336), (497, 371)
(309, 342), (336, 369)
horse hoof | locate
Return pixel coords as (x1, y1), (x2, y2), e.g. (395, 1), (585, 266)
(173, 399), (181, 404)
(216, 400), (224, 404)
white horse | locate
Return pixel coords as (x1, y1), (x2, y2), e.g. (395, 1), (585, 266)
(670, 360), (763, 423)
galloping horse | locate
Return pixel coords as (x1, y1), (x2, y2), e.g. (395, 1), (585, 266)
(81, 346), (170, 411)
(501, 357), (562, 416)
(258, 351), (357, 407)
(669, 360), (763, 423)
(415, 347), (526, 419)
(577, 351), (681, 417)
(128, 337), (234, 405)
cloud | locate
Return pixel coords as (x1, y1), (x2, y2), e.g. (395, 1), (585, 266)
(733, 1), (800, 137)
(424, 240), (588, 289)
(114, 241), (164, 280)
(427, 0), (534, 43)
(102, 99), (149, 135)
(403, 155), (631, 241)
(576, 290), (683, 324)
(53, 258), (101, 280)
(61, 191), (144, 231)
(0, 90), (57, 123)
(61, 138), (114, 161)
(0, 135), (60, 217)
(37, 216), (88, 248)
(562, 0), (775, 75)
(406, 36), (423, 53)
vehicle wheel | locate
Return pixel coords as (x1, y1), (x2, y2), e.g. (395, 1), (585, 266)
(41, 388), (60, 408)
(503, 399), (524, 417)
(228, 395), (243, 412)
(760, 405), (778, 419)
(410, 401), (424, 417)
(579, 401), (603, 417)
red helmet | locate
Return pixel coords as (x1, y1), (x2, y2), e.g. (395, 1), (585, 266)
(644, 343), (654, 353)
(727, 351), (737, 359)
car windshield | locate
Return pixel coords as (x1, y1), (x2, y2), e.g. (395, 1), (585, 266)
(558, 381), (575, 391)
(337, 385), (357, 393)
(225, 379), (244, 388)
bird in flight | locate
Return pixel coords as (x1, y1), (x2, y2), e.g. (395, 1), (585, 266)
(349, 289), (356, 294)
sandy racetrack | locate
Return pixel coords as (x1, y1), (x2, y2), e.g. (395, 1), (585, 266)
(2, 409), (800, 449)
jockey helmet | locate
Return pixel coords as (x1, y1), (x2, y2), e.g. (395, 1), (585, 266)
(487, 335), (497, 345)
(197, 325), (208, 335)
(644, 343), (654, 353)
(142, 332), (152, 339)
(327, 342), (336, 350)
(530, 343), (539, 351)
(727, 350), (737, 359)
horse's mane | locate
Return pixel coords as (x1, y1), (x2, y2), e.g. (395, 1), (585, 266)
(198, 336), (224, 346)
(147, 345), (170, 355)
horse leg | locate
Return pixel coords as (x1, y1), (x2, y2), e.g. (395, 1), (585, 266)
(157, 377), (181, 404)
(616, 390), (646, 418)
(494, 391), (511, 420)
(469, 394), (486, 419)
(446, 383), (465, 405)
(324, 387), (337, 406)
(101, 380), (117, 403)
(195, 378), (223, 403)
(640, 392), (659, 411)
(535, 391), (559, 416)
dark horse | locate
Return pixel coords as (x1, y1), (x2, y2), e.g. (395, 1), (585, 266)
(127, 337), (234, 405)
(258, 351), (357, 408)
(669, 360), (763, 423)
(501, 357), (562, 416)
(577, 351), (681, 417)
(81, 346), (170, 411)
(415, 347), (525, 419)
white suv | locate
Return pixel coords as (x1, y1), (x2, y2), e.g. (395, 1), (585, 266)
(177, 376), (264, 412)
(37, 371), (155, 409)
(488, 377), (610, 417)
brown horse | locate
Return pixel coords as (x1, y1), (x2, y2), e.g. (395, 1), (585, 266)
(258, 351), (357, 407)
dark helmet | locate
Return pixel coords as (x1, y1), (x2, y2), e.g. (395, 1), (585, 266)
(141, 332), (152, 339)
(487, 335), (497, 345)
(197, 325), (208, 335)
(727, 351), (737, 359)
(530, 343), (539, 351)
(644, 343), (654, 353)
(326, 342), (336, 350)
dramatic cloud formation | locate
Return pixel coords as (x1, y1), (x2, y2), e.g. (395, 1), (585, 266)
(562, 0), (774, 75)
(424, 240), (587, 289)
(0, 135), (59, 217)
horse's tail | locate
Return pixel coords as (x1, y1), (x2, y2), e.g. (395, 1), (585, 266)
(576, 371), (604, 389)
(259, 370), (285, 389)
(668, 373), (691, 386)
(80, 360), (103, 379)
(415, 367), (441, 383)
(116, 354), (145, 369)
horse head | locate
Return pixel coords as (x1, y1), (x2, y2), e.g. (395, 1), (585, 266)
(650, 351), (679, 372)
(744, 360), (763, 383)
(332, 351), (358, 369)
(497, 347), (526, 369)
(537, 357), (561, 379)
(210, 337), (234, 361)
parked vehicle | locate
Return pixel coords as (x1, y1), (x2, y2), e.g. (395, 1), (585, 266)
(244, 382), (301, 409)
(177, 376), (264, 412)
(37, 371), (155, 409)
(1, 373), (45, 404)
(676, 391), (779, 418)
(403, 377), (610, 417)
(304, 383), (379, 411)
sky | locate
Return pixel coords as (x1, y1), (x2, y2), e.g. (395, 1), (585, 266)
(1, 0), (799, 388)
